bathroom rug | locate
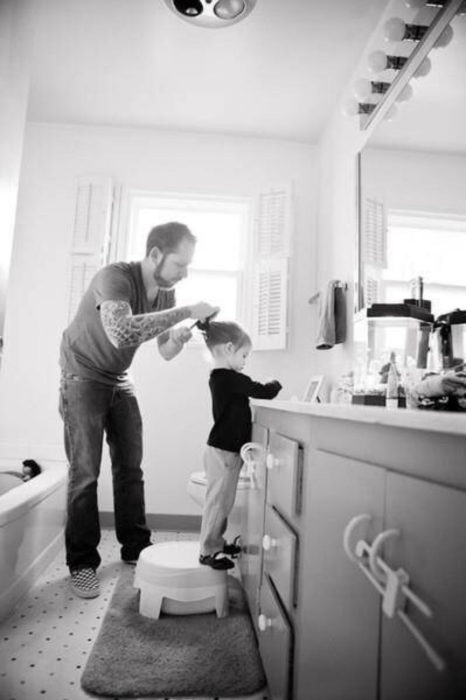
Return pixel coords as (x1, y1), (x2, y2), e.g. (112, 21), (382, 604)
(81, 566), (266, 697)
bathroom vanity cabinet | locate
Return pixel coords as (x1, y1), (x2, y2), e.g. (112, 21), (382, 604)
(239, 401), (466, 700)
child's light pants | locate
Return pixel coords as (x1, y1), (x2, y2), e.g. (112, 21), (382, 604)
(199, 446), (243, 557)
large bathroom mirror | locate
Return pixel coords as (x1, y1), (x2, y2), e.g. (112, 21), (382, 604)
(357, 9), (466, 320)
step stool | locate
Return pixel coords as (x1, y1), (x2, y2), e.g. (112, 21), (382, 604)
(134, 540), (228, 619)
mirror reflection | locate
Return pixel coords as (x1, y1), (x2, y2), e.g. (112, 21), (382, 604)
(358, 12), (466, 317)
(355, 11), (466, 404)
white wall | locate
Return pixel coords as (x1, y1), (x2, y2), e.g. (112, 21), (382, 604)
(0, 0), (34, 338)
(362, 148), (466, 215)
(312, 109), (368, 387)
(0, 123), (317, 515)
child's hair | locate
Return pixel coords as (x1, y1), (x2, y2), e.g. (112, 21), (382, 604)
(198, 320), (251, 352)
(22, 459), (42, 478)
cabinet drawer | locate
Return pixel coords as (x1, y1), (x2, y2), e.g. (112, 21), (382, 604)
(258, 574), (293, 700)
(266, 432), (302, 519)
(263, 504), (298, 612)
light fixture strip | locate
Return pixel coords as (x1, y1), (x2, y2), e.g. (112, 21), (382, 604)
(361, 0), (463, 132)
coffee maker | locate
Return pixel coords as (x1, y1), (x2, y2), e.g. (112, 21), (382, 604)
(433, 309), (466, 371)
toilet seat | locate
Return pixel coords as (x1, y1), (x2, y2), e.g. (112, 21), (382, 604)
(189, 470), (251, 489)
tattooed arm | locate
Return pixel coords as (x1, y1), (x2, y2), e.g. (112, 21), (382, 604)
(100, 300), (217, 349)
(157, 326), (193, 361)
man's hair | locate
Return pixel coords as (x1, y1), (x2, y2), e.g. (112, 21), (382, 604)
(145, 222), (196, 257)
(200, 321), (251, 352)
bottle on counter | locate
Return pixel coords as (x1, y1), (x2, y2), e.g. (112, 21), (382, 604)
(386, 352), (399, 409)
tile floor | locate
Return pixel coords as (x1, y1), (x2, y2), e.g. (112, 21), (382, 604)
(0, 529), (267, 700)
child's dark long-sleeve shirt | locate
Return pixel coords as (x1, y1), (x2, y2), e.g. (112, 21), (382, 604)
(207, 368), (282, 452)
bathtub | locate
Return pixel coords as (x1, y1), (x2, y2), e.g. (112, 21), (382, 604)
(0, 459), (67, 622)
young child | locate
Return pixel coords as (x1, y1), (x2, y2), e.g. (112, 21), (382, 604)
(3, 459), (42, 482)
(198, 320), (282, 570)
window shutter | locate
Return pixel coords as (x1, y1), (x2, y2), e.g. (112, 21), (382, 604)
(252, 258), (288, 350)
(362, 196), (386, 267)
(364, 276), (380, 308)
(251, 184), (292, 350)
(256, 185), (292, 257)
(67, 176), (115, 322)
(67, 254), (100, 321)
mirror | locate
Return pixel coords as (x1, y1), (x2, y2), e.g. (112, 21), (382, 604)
(357, 10), (466, 319)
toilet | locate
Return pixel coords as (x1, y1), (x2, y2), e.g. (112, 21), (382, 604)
(187, 469), (251, 542)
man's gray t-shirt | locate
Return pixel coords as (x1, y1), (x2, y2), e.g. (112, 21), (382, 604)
(60, 262), (175, 385)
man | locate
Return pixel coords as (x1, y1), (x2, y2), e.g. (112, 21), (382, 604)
(59, 221), (218, 598)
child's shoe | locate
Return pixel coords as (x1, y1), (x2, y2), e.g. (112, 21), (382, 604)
(223, 536), (241, 557)
(199, 552), (235, 570)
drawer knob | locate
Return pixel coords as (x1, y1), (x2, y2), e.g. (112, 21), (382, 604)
(258, 613), (273, 632)
(262, 534), (278, 551)
(266, 454), (280, 470)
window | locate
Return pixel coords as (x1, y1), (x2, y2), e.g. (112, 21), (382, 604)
(125, 192), (251, 324)
(382, 211), (466, 317)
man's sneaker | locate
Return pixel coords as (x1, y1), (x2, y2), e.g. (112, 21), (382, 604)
(70, 568), (100, 598)
(121, 542), (152, 566)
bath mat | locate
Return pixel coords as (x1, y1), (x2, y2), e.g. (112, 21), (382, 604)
(81, 566), (266, 698)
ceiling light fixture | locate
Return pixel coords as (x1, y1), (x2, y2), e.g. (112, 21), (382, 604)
(162, 0), (257, 28)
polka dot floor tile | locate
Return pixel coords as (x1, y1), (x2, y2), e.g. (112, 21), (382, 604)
(0, 529), (267, 700)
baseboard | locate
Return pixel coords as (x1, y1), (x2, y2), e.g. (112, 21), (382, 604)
(100, 511), (201, 532)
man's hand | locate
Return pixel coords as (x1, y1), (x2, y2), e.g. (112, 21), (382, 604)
(189, 302), (220, 322)
(170, 326), (193, 347)
(158, 325), (193, 361)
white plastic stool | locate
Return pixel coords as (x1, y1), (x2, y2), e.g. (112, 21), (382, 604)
(134, 540), (228, 619)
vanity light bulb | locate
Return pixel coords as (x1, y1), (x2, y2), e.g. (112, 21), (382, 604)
(353, 78), (372, 101)
(396, 83), (413, 102)
(404, 0), (427, 8)
(341, 98), (360, 117)
(434, 24), (453, 48)
(367, 50), (388, 74)
(214, 0), (246, 20)
(384, 17), (406, 42)
(413, 56), (431, 78)
(384, 104), (398, 121)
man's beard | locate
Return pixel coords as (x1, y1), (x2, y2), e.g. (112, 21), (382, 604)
(153, 258), (175, 289)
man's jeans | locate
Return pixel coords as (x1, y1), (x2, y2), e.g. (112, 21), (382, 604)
(59, 374), (151, 571)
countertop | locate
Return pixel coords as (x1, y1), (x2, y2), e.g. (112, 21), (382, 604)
(251, 399), (466, 437)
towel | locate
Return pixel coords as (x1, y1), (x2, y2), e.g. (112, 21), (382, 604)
(315, 280), (346, 349)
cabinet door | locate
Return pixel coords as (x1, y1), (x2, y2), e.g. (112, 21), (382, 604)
(380, 474), (466, 700)
(240, 423), (268, 618)
(295, 450), (385, 700)
(258, 574), (294, 700)
(266, 432), (302, 520)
